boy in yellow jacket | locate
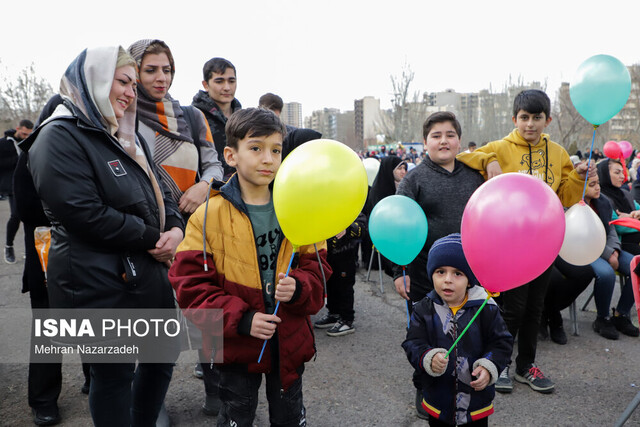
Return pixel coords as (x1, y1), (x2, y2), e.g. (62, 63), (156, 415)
(457, 89), (595, 395)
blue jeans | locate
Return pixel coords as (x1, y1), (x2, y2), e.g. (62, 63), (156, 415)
(590, 250), (635, 317)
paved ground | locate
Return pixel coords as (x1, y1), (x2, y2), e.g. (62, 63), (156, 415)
(1, 198), (639, 426)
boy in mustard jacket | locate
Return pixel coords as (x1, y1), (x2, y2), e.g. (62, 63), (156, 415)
(457, 89), (595, 395)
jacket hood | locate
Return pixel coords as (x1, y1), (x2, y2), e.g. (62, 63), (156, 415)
(4, 129), (16, 139)
(503, 129), (550, 148)
(192, 90), (242, 116)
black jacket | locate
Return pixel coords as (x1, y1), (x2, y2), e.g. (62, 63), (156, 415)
(24, 102), (184, 309)
(0, 129), (19, 194)
(191, 90), (241, 180)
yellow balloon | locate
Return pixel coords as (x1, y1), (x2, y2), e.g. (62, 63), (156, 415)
(274, 139), (368, 246)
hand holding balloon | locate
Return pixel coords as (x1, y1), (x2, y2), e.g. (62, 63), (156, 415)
(275, 273), (296, 302)
(574, 160), (597, 180)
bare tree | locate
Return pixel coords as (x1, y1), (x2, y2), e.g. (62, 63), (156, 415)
(0, 62), (54, 125)
(378, 63), (426, 143)
(549, 82), (602, 155)
(464, 77), (546, 146)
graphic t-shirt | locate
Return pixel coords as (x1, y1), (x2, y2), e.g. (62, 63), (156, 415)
(246, 199), (282, 314)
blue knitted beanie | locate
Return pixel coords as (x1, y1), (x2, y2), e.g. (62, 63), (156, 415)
(426, 233), (477, 286)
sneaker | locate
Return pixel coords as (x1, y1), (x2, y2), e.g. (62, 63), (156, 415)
(327, 320), (355, 337)
(514, 364), (555, 394)
(193, 363), (204, 379)
(549, 325), (568, 345)
(495, 366), (513, 393)
(414, 390), (428, 420)
(4, 246), (15, 264)
(592, 317), (619, 340)
(611, 310), (640, 337)
(314, 313), (340, 329)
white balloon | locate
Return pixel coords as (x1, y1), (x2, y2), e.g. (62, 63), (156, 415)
(363, 157), (380, 186)
(559, 201), (607, 266)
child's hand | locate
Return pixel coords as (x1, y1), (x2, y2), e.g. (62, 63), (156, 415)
(470, 366), (490, 391)
(575, 160), (597, 180)
(275, 273), (296, 302)
(431, 352), (447, 374)
(335, 229), (347, 239)
(486, 161), (502, 179)
(250, 312), (281, 340)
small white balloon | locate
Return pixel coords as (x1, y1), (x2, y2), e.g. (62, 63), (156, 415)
(363, 157), (380, 186)
(559, 201), (607, 265)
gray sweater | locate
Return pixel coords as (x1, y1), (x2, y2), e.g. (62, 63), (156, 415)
(394, 157), (484, 301)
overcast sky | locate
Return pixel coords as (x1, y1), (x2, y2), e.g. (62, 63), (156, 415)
(2, 0), (639, 118)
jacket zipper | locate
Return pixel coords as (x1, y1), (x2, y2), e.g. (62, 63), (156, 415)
(452, 314), (458, 426)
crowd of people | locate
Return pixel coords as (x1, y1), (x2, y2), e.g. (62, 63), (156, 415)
(0, 40), (638, 427)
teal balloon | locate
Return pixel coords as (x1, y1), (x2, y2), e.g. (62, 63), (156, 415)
(570, 54), (631, 125)
(368, 195), (428, 266)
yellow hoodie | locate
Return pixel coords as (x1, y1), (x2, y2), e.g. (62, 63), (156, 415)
(457, 129), (584, 207)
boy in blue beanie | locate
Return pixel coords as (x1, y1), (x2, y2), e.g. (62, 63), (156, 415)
(402, 234), (513, 426)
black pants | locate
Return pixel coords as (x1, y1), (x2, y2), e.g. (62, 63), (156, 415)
(217, 367), (305, 427)
(29, 295), (62, 412)
(89, 362), (173, 427)
(545, 258), (594, 314)
(27, 231), (90, 411)
(326, 268), (355, 322)
(6, 194), (19, 246)
(621, 232), (640, 256)
(501, 265), (553, 373)
(200, 348), (221, 398)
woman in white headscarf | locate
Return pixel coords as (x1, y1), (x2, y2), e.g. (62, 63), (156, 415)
(26, 46), (184, 426)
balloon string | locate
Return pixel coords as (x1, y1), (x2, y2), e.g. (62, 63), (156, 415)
(581, 126), (597, 201)
(258, 249), (296, 364)
(403, 266), (410, 329)
(445, 293), (495, 359)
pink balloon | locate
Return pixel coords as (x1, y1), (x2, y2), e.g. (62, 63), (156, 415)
(461, 173), (565, 292)
(619, 140), (633, 159)
(603, 141), (622, 159)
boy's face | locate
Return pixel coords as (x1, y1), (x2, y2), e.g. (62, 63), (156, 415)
(432, 266), (469, 307)
(424, 121), (460, 168)
(224, 132), (283, 192)
(202, 68), (237, 107)
(512, 110), (552, 144)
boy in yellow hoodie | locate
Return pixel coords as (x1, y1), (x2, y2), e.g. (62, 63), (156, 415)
(457, 89), (595, 395)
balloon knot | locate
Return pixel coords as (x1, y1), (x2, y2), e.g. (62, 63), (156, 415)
(487, 291), (500, 298)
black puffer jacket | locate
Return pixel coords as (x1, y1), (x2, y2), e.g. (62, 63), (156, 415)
(191, 90), (241, 180)
(25, 102), (184, 309)
(0, 129), (19, 194)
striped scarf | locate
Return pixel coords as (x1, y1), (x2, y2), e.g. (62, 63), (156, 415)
(136, 86), (199, 203)
(59, 46), (165, 230)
